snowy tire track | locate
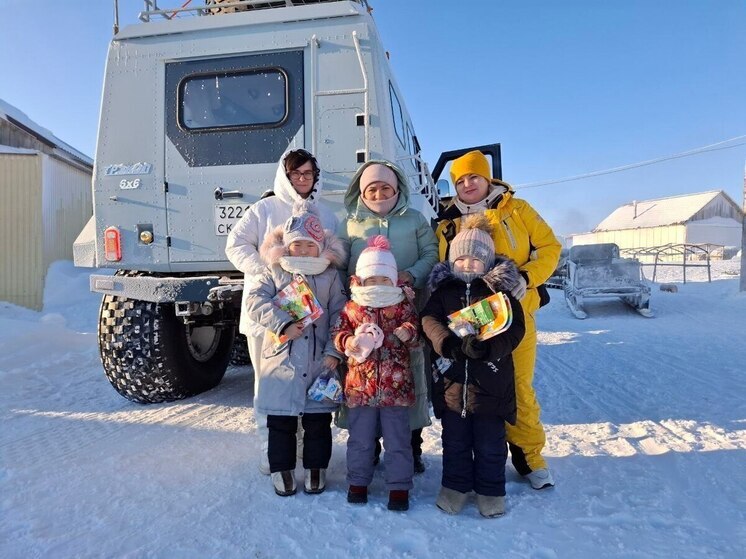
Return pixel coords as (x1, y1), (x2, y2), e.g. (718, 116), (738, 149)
(1, 368), (254, 471)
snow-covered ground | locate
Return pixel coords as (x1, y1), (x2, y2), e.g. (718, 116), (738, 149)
(1, 260), (745, 558)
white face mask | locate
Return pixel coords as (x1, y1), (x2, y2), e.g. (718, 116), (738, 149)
(350, 284), (404, 308)
(279, 256), (329, 276)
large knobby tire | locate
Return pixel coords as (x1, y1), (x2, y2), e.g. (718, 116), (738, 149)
(98, 294), (235, 403)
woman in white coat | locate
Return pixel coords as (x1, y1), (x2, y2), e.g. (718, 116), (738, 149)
(225, 149), (338, 474)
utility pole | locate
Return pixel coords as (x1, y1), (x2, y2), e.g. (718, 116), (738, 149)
(741, 161), (746, 291)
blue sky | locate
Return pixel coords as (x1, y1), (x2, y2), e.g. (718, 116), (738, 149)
(1, 0), (744, 236)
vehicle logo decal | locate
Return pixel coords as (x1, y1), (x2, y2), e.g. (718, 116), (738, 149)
(105, 162), (153, 176)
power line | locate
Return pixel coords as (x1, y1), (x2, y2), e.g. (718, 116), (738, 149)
(514, 135), (746, 190)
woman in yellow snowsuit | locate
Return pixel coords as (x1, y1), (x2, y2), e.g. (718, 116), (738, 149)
(434, 150), (561, 489)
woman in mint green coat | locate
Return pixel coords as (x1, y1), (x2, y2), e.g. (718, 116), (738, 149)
(337, 160), (438, 472)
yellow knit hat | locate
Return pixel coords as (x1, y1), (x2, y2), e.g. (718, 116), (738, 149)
(449, 150), (491, 185)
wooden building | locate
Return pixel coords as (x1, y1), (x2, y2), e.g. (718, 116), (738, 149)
(570, 190), (744, 257)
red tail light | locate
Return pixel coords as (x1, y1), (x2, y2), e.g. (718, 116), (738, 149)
(104, 226), (122, 261)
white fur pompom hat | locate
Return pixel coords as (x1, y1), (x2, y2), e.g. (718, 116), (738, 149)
(355, 235), (398, 285)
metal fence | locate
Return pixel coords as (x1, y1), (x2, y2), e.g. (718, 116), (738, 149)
(619, 243), (720, 283)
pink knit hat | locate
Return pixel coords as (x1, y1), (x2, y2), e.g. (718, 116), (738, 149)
(355, 235), (398, 284)
(360, 164), (398, 195)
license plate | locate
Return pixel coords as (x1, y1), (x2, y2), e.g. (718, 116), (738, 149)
(214, 204), (251, 236)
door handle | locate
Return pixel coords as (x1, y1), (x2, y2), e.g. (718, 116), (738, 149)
(214, 187), (244, 201)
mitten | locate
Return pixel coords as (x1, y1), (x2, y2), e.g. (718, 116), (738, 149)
(510, 275), (527, 300)
(462, 334), (489, 360)
(442, 335), (466, 362)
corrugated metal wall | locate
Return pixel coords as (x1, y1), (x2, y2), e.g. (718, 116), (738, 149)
(0, 153), (44, 309)
(685, 218), (743, 247)
(41, 155), (93, 270)
(0, 153), (92, 310)
(570, 226), (686, 262)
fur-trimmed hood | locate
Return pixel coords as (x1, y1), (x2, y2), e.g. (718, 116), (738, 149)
(259, 225), (347, 269)
(427, 255), (522, 294)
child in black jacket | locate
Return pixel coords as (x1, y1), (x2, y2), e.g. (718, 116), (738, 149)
(421, 214), (526, 518)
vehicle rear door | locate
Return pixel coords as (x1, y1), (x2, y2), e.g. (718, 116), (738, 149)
(164, 51), (305, 266)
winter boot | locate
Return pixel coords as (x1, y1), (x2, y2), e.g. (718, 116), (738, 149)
(436, 486), (469, 515)
(304, 468), (326, 495)
(526, 468), (555, 490)
(476, 494), (505, 518)
(347, 485), (368, 504)
(413, 454), (426, 474)
(387, 490), (409, 511)
(271, 470), (297, 497)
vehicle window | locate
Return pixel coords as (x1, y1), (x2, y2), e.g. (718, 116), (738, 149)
(406, 123), (414, 155)
(389, 83), (406, 149)
(405, 123), (417, 172)
(180, 69), (287, 130)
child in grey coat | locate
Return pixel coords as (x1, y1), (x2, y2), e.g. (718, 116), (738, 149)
(245, 203), (347, 497)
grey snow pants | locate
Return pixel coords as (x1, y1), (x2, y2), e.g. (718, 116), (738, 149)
(346, 406), (414, 491)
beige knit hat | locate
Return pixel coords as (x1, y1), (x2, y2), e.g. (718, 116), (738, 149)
(449, 214), (495, 273)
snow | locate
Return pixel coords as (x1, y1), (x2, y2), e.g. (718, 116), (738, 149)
(1, 260), (745, 558)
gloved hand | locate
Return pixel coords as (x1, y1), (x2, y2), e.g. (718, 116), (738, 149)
(442, 335), (466, 362)
(510, 275), (527, 300)
(462, 334), (489, 360)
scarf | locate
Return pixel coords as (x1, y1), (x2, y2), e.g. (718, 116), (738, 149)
(279, 256), (330, 276)
(453, 184), (506, 215)
(350, 285), (404, 308)
(361, 192), (399, 217)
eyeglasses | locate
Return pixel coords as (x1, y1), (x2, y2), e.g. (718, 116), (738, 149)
(288, 170), (315, 181)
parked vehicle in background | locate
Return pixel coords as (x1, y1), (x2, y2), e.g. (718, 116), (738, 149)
(74, 0), (438, 403)
(563, 243), (653, 319)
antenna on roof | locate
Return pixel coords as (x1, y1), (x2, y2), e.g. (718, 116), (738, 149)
(113, 0), (120, 35)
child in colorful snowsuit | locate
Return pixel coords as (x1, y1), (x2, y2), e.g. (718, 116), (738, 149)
(337, 161), (438, 473)
(245, 203), (347, 497)
(331, 235), (420, 511)
(421, 215), (526, 518)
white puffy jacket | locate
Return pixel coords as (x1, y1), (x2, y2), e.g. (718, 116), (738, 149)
(225, 155), (338, 338)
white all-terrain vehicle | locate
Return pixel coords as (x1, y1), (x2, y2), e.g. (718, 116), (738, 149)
(74, 0), (441, 403)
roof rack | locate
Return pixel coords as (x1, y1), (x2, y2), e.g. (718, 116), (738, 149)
(135, 0), (369, 22)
